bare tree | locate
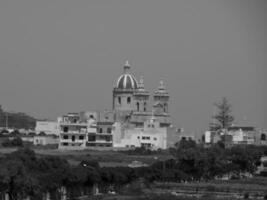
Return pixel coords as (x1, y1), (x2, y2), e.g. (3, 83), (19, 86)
(210, 97), (234, 131)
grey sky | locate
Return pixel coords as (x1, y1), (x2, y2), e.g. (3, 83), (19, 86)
(0, 0), (266, 133)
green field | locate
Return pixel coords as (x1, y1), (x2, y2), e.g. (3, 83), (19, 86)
(0, 147), (173, 167)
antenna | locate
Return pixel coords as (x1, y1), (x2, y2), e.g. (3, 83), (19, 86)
(5, 112), (8, 129)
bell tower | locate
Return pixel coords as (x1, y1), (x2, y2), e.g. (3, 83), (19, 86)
(134, 76), (150, 113)
(153, 80), (169, 115)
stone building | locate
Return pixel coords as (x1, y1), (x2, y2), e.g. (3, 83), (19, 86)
(112, 61), (171, 128)
(110, 61), (178, 149)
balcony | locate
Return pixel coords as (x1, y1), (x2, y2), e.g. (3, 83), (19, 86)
(59, 122), (88, 127)
(87, 140), (112, 143)
(87, 127), (97, 133)
(60, 139), (85, 144)
(61, 131), (87, 135)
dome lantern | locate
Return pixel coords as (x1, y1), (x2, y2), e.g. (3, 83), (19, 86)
(123, 60), (131, 73)
(116, 60), (138, 90)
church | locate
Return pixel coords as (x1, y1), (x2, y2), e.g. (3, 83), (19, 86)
(112, 60), (171, 128)
(111, 61), (178, 149)
(58, 61), (178, 150)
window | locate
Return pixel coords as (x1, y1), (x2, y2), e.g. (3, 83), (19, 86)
(144, 102), (147, 112)
(72, 136), (75, 142)
(154, 137), (157, 141)
(107, 127), (112, 134)
(63, 135), (68, 140)
(62, 143), (68, 146)
(127, 97), (131, 104)
(137, 136), (140, 139)
(142, 136), (150, 140)
(261, 134), (266, 141)
(79, 135), (84, 140)
(99, 128), (103, 133)
(63, 127), (68, 132)
(88, 135), (96, 142)
(136, 102), (140, 111)
(118, 97), (121, 105)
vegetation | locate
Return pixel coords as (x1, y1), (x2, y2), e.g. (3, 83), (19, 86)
(210, 97), (234, 131)
(0, 140), (266, 199)
(1, 137), (23, 147)
(121, 146), (165, 155)
(0, 105), (36, 130)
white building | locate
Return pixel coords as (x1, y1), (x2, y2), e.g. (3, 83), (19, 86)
(34, 135), (59, 146)
(58, 113), (96, 150)
(227, 126), (256, 144)
(204, 131), (211, 143)
(58, 112), (115, 150)
(35, 121), (59, 136)
(113, 115), (179, 150)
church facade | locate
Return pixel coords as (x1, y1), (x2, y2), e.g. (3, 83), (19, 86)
(111, 61), (178, 149)
(112, 61), (171, 128)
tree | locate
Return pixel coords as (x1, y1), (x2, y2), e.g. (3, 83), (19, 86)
(210, 97), (234, 130)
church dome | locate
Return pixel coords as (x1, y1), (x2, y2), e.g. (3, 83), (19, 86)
(116, 61), (138, 90)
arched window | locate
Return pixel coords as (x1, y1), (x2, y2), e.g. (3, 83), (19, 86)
(118, 97), (121, 105)
(144, 102), (147, 112)
(136, 102), (140, 111)
(107, 127), (112, 134)
(261, 134), (266, 141)
(127, 97), (131, 104)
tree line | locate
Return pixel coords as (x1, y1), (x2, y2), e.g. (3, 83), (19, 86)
(0, 141), (266, 200)
(0, 106), (36, 130)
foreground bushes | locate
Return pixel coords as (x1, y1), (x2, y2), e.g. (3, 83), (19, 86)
(1, 136), (23, 147)
(0, 142), (265, 200)
(0, 148), (138, 200)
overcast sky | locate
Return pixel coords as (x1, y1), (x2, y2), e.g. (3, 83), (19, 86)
(0, 0), (266, 133)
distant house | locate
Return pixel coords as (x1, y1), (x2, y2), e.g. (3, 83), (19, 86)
(257, 129), (267, 145)
(21, 135), (34, 143)
(227, 126), (256, 145)
(58, 112), (97, 150)
(204, 125), (267, 147)
(35, 121), (60, 136)
(33, 135), (59, 146)
(112, 116), (180, 150)
(204, 130), (222, 144)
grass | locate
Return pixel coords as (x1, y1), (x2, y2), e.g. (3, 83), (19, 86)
(0, 147), (173, 167)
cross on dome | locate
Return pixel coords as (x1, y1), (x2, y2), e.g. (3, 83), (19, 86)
(123, 60), (131, 74)
(158, 80), (165, 90)
(125, 60), (130, 67)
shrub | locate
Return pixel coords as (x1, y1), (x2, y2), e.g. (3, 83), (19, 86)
(262, 161), (267, 167)
(2, 136), (23, 147)
(243, 192), (249, 199)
